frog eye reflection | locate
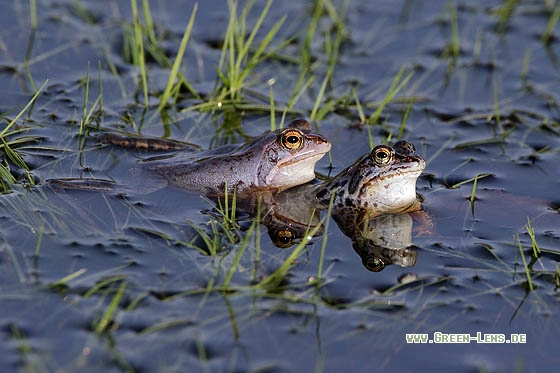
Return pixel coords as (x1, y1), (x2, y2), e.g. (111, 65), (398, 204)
(281, 130), (304, 150)
(273, 228), (296, 248)
(372, 146), (393, 165)
(363, 256), (385, 272)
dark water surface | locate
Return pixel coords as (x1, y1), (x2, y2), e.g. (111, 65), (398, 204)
(1, 0), (559, 371)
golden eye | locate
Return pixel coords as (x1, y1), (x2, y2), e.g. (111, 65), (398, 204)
(273, 228), (295, 248)
(363, 256), (385, 272)
(372, 146), (393, 165)
(281, 130), (304, 150)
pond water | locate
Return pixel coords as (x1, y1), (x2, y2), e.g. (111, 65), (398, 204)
(1, 0), (559, 371)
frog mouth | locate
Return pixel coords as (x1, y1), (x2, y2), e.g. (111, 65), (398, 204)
(350, 160), (425, 193)
(267, 150), (330, 190)
(372, 164), (425, 181)
(277, 142), (331, 167)
(278, 151), (326, 167)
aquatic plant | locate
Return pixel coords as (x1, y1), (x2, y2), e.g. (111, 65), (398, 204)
(0, 81), (47, 192)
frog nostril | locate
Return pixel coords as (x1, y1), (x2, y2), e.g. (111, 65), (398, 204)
(267, 148), (278, 162)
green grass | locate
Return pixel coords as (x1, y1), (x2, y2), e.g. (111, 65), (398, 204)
(496, 0), (519, 34)
(94, 280), (127, 334)
(441, 1), (460, 60)
(255, 210), (326, 290)
(79, 63), (102, 140)
(469, 173), (480, 217)
(29, 0), (37, 30)
(526, 217), (541, 256)
(398, 98), (414, 140)
(130, 0), (148, 105)
(542, 1), (560, 44)
(447, 172), (492, 189)
(222, 216), (258, 288)
(0, 80), (47, 191)
(48, 268), (88, 290)
(367, 67), (414, 126)
(121, 0), (199, 107)
(141, 0), (156, 45)
(309, 0), (349, 121)
(216, 0), (287, 103)
(516, 234), (534, 291)
(158, 4), (198, 111)
(351, 67), (414, 148)
(520, 47), (532, 86)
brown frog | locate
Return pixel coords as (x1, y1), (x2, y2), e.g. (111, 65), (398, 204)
(136, 118), (331, 195)
(51, 119), (331, 196)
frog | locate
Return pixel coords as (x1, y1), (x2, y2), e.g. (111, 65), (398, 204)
(50, 118), (331, 196)
(315, 140), (426, 215)
(134, 118), (331, 195)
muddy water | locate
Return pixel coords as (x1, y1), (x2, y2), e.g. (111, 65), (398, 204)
(1, 0), (559, 371)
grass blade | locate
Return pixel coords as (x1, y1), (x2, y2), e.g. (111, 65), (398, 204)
(516, 235), (533, 291)
(158, 4), (198, 111)
(130, 0), (148, 105)
(95, 281), (127, 334)
(542, 2), (560, 43)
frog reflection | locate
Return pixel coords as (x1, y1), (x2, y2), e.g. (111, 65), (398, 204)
(334, 210), (419, 272)
(235, 190), (420, 271)
(233, 184), (324, 248)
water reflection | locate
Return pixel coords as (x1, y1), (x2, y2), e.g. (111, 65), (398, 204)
(233, 184), (324, 248)
(45, 175), (424, 272)
(335, 211), (418, 272)
(234, 185), (422, 272)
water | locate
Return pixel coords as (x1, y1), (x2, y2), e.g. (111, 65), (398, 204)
(1, 0), (559, 371)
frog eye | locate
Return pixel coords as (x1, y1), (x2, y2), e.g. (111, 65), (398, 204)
(362, 256), (385, 272)
(281, 130), (304, 150)
(272, 228), (296, 248)
(372, 145), (393, 165)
